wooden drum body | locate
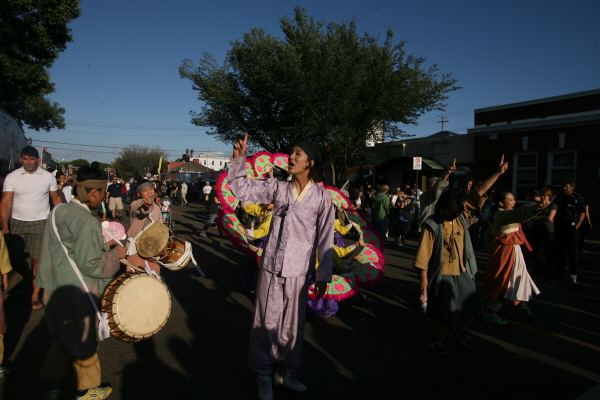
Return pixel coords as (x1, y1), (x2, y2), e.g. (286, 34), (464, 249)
(101, 272), (171, 342)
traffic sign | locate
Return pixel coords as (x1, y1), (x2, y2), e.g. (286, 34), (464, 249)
(413, 157), (422, 170)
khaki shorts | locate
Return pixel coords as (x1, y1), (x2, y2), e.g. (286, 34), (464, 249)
(108, 197), (124, 211)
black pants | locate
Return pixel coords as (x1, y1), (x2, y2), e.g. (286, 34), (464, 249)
(554, 225), (579, 275)
(531, 228), (554, 279)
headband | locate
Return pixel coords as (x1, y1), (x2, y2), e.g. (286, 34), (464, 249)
(137, 182), (153, 192)
(73, 178), (106, 203)
(295, 141), (321, 167)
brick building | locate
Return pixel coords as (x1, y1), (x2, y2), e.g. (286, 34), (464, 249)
(467, 89), (599, 212)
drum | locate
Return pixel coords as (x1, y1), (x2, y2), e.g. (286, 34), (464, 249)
(100, 272), (171, 342)
(154, 236), (194, 271)
(136, 222), (169, 258)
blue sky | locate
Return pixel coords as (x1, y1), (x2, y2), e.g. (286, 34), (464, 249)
(26, 0), (600, 164)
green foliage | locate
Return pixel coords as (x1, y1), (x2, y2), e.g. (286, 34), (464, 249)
(67, 159), (90, 168)
(113, 145), (167, 180)
(0, 0), (81, 130)
(180, 7), (460, 184)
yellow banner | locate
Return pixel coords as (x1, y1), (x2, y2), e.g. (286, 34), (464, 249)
(158, 157), (163, 173)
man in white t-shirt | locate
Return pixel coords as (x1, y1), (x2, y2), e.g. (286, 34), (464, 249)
(180, 181), (188, 206)
(202, 182), (212, 208)
(0, 146), (62, 310)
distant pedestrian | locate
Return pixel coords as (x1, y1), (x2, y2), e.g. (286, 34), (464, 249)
(0, 146), (62, 310)
(203, 182), (212, 208)
(553, 179), (586, 283)
(105, 177), (124, 220)
(199, 185), (221, 237)
(180, 181), (188, 206)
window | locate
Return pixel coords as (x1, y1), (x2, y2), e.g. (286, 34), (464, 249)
(548, 151), (576, 187)
(513, 153), (537, 199)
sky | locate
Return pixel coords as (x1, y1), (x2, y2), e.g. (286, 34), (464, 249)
(25, 0), (600, 165)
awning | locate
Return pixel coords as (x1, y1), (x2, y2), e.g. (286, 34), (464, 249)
(422, 158), (445, 170)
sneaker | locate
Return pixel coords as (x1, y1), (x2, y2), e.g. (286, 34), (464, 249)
(426, 337), (448, 355)
(449, 328), (475, 348)
(199, 231), (206, 237)
(75, 385), (112, 400)
(483, 313), (508, 325)
(274, 372), (308, 394)
(570, 274), (577, 283)
(520, 303), (534, 318)
(256, 374), (273, 400)
(0, 365), (11, 376)
(419, 302), (427, 315)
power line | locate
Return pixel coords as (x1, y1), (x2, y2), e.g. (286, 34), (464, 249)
(33, 139), (231, 154)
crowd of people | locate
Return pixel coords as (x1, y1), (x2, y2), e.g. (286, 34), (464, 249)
(0, 143), (591, 400)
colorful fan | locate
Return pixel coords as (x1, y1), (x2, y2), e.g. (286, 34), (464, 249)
(323, 185), (352, 210)
(216, 173), (238, 213)
(353, 244), (385, 287)
(252, 151), (273, 179)
(217, 210), (263, 258)
(101, 221), (126, 243)
(307, 273), (358, 301)
(272, 153), (289, 171)
(245, 158), (255, 178)
(345, 210), (382, 249)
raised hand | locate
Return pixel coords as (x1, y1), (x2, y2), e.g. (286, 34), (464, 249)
(497, 154), (509, 174)
(233, 132), (248, 159)
(449, 158), (457, 174)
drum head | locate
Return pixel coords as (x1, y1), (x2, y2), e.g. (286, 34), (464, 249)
(137, 223), (169, 258)
(106, 273), (171, 339)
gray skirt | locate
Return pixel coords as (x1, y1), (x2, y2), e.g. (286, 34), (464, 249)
(426, 272), (483, 324)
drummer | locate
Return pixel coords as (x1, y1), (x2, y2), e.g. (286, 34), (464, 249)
(127, 179), (163, 275)
(37, 162), (126, 400)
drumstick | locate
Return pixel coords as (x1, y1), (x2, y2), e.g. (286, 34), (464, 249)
(120, 259), (145, 273)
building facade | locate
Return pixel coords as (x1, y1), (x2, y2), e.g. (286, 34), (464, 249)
(467, 89), (600, 204)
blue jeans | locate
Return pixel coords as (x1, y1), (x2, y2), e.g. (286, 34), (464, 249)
(373, 216), (389, 244)
(200, 213), (220, 235)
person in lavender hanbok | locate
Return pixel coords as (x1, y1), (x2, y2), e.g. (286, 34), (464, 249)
(228, 134), (333, 400)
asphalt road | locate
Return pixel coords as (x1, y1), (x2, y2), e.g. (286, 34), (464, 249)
(1, 199), (599, 400)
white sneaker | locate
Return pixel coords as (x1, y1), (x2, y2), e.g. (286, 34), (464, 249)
(274, 372), (308, 394)
(256, 374), (273, 400)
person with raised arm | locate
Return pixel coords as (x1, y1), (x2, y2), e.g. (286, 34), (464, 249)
(413, 155), (508, 355)
(228, 133), (333, 400)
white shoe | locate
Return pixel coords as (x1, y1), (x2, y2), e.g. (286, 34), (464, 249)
(274, 372), (308, 394)
(256, 374), (273, 400)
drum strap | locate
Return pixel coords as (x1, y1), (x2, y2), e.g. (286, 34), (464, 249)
(51, 205), (111, 341)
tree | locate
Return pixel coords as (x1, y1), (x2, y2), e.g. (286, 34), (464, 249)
(113, 145), (167, 179)
(0, 0), (81, 131)
(180, 7), (460, 185)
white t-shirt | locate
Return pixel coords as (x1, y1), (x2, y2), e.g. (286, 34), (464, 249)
(3, 166), (58, 221)
(203, 185), (212, 195)
(181, 182), (188, 193)
(62, 185), (73, 203)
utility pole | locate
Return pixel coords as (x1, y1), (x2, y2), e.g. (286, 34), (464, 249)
(437, 115), (449, 132)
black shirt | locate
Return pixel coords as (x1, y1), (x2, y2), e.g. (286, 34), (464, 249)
(553, 192), (585, 227)
(208, 188), (220, 214)
(107, 183), (123, 198)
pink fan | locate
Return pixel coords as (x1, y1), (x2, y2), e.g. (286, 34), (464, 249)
(102, 221), (126, 243)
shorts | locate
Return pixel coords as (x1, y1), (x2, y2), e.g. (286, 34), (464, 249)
(108, 197), (123, 211)
(9, 218), (47, 259)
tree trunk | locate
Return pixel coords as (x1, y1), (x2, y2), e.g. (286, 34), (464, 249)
(329, 162), (336, 187)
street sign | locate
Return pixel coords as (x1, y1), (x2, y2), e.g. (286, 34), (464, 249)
(413, 157), (422, 170)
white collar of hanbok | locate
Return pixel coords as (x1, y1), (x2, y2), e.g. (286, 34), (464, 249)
(71, 198), (92, 213)
(291, 180), (313, 202)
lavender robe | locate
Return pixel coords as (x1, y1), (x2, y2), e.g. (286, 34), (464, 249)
(228, 156), (334, 374)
